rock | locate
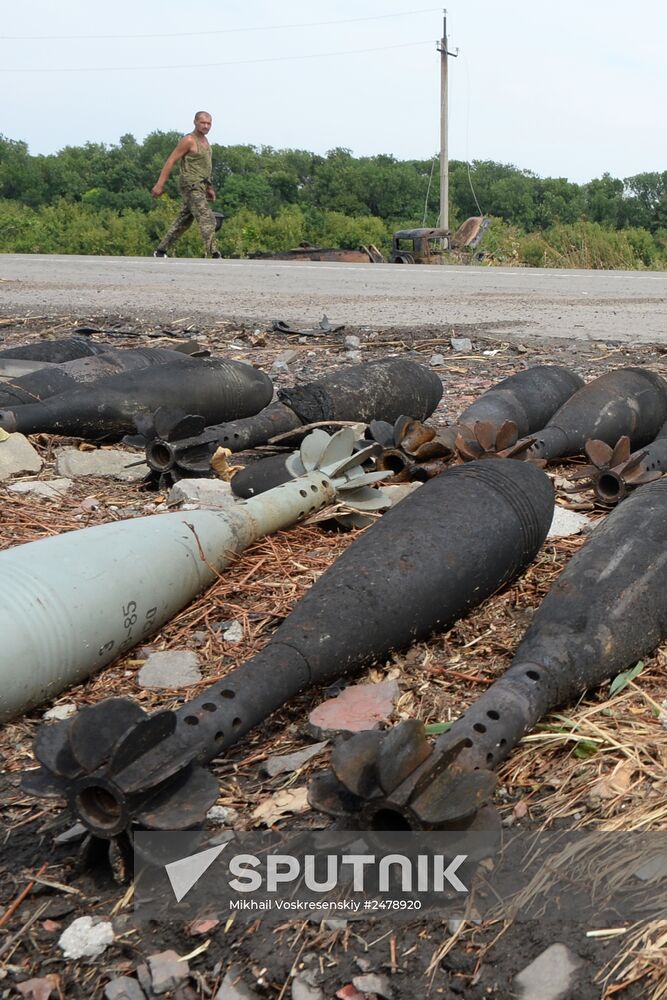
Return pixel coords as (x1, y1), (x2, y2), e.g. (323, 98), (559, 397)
(292, 970), (325, 1000)
(0, 433), (42, 480)
(336, 987), (365, 1000)
(42, 702), (77, 721)
(8, 478), (72, 500)
(104, 977), (147, 1000)
(547, 506), (592, 539)
(55, 447), (148, 482)
(58, 915), (114, 959)
(276, 350), (299, 365)
(322, 918), (348, 931)
(345, 351), (363, 364)
(214, 965), (261, 999)
(147, 950), (189, 995)
(344, 336), (361, 350)
(633, 854), (667, 881)
(261, 741), (328, 777)
(272, 360), (290, 374)
(222, 621), (244, 643)
(430, 354), (445, 366)
(514, 943), (582, 1000)
(15, 975), (60, 1000)
(352, 973), (394, 998)
(450, 337), (473, 353)
(167, 478), (235, 507)
(206, 805), (239, 826)
(137, 650), (202, 689)
(135, 965), (151, 996)
(354, 958), (373, 973)
(173, 986), (198, 1000)
(308, 680), (400, 738)
(380, 483), (422, 508)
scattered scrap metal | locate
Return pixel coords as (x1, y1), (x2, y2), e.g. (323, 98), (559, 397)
(22, 458), (554, 850)
(144, 357), (443, 478)
(311, 479), (667, 830)
(4, 332), (667, 862)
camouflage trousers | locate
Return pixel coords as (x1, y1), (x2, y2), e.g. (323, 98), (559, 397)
(157, 183), (219, 256)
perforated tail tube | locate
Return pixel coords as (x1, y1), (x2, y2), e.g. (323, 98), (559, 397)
(427, 478), (667, 775)
(166, 459), (555, 764)
(145, 402), (302, 473)
(0, 357), (274, 438)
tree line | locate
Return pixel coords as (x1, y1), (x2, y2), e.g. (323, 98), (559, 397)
(0, 132), (665, 268)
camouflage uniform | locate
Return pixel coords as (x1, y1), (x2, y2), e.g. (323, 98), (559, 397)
(156, 137), (219, 257)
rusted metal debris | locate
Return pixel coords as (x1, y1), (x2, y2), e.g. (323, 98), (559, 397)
(364, 365), (583, 480)
(390, 217), (490, 264)
(310, 478), (667, 831)
(569, 422), (667, 505)
(144, 358), (444, 478)
(527, 368), (667, 462)
(250, 243), (384, 263)
(23, 458), (553, 851)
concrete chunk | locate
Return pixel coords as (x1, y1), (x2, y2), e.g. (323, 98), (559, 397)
(514, 943), (582, 1000)
(147, 950), (189, 995)
(0, 432), (42, 480)
(55, 446), (147, 481)
(168, 477), (235, 507)
(104, 977), (147, 1000)
(8, 477), (73, 499)
(137, 650), (202, 689)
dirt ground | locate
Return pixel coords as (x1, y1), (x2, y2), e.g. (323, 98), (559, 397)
(1, 312), (667, 999)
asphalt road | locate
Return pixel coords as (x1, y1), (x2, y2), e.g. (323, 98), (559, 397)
(0, 253), (665, 344)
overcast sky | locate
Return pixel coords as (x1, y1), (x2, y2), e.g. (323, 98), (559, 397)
(1, 0), (665, 184)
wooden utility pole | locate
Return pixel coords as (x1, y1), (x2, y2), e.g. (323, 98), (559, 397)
(437, 11), (457, 232)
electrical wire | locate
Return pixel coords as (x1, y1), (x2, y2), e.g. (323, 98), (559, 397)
(0, 38), (434, 74)
(422, 155), (437, 225)
(1, 7), (441, 42)
(462, 51), (484, 217)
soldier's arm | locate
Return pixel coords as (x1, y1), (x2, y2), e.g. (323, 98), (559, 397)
(151, 135), (196, 198)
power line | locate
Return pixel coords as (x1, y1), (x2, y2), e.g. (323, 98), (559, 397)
(0, 38), (434, 74)
(1, 7), (441, 42)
